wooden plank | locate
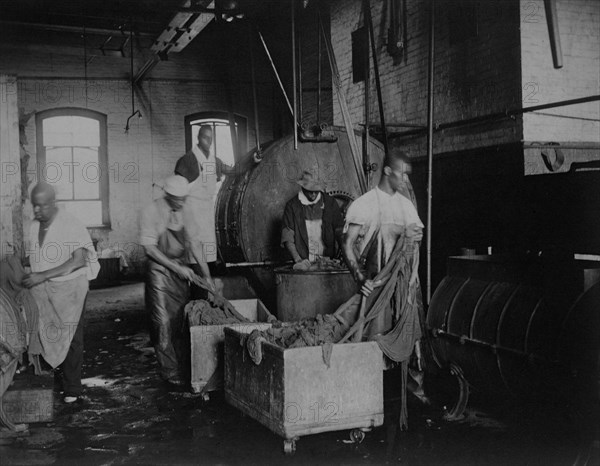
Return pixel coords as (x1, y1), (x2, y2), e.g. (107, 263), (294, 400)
(190, 299), (274, 393)
(0, 75), (21, 259)
(224, 328), (384, 441)
(2, 374), (54, 424)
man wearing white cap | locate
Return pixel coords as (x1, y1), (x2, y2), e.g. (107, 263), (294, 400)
(140, 175), (214, 386)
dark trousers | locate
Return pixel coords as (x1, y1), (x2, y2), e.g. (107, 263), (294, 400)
(60, 313), (84, 396)
(146, 262), (190, 381)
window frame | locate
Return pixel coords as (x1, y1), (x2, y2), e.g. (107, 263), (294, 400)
(35, 107), (110, 229)
(184, 111), (248, 163)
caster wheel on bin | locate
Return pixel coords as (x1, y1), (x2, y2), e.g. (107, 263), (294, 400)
(283, 439), (296, 456)
(201, 392), (210, 402)
(349, 429), (366, 444)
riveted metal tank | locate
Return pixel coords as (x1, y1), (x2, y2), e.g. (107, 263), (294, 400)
(215, 127), (385, 315)
(426, 254), (600, 417)
(274, 266), (357, 321)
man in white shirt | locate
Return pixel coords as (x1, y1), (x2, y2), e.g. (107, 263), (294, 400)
(343, 150), (423, 297)
(23, 182), (100, 403)
(342, 149), (425, 430)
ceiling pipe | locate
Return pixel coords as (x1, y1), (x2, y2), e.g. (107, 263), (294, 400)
(291, 0), (298, 150)
(0, 20), (155, 37)
(383, 95), (600, 140)
(543, 0), (563, 69)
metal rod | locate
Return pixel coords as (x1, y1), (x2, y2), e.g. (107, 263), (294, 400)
(363, 0), (371, 189)
(365, 0), (389, 157)
(249, 24), (261, 154)
(317, 16), (322, 123)
(225, 260), (293, 268)
(83, 25), (88, 107)
(430, 329), (553, 363)
(426, 0), (435, 305)
(298, 27), (303, 126)
(257, 30), (294, 117)
(543, 0), (563, 69)
(318, 8), (367, 193)
(130, 24), (135, 113)
(292, 0), (298, 150)
(387, 94), (600, 140)
(366, 122), (426, 128)
(0, 20), (154, 37)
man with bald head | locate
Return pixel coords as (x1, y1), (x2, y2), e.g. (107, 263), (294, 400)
(23, 182), (99, 403)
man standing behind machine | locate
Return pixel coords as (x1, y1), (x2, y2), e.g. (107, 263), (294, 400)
(281, 170), (345, 271)
(174, 125), (261, 279)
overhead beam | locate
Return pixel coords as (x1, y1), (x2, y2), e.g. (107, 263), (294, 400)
(0, 20), (155, 38)
(135, 0), (215, 84)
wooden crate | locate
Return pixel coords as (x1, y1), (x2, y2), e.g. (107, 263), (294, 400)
(2, 373), (54, 424)
(189, 299), (274, 395)
(224, 327), (384, 453)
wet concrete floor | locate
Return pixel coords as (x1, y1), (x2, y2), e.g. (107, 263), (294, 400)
(0, 282), (587, 465)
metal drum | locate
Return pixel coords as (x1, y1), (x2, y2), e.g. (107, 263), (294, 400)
(215, 128), (385, 312)
(274, 267), (357, 321)
(426, 254), (600, 418)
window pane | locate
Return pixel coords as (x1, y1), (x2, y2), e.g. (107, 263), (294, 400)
(58, 201), (102, 226)
(45, 147), (73, 200)
(214, 125), (235, 167)
(73, 148), (100, 199)
(44, 116), (100, 147)
(190, 119), (236, 166)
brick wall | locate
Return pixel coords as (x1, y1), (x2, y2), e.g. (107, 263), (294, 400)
(329, 0), (523, 157)
(520, 0), (600, 142)
(0, 22), (278, 274)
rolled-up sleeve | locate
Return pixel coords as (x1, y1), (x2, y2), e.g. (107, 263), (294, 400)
(280, 201), (296, 247)
(140, 204), (159, 246)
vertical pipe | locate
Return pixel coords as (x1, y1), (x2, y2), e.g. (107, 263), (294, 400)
(249, 24), (261, 153)
(365, 0), (389, 156)
(291, 0), (298, 150)
(543, 0), (563, 69)
(130, 24), (135, 114)
(362, 0), (371, 188)
(426, 0), (435, 305)
(317, 17), (322, 124)
(298, 29), (303, 125)
(83, 25), (88, 108)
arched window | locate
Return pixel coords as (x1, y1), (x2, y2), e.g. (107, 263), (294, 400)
(185, 112), (248, 167)
(35, 108), (109, 227)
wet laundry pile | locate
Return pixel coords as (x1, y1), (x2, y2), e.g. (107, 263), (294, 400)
(244, 313), (352, 367)
(184, 298), (250, 326)
(305, 257), (348, 271)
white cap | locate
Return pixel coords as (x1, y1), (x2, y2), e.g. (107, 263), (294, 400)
(163, 175), (189, 197)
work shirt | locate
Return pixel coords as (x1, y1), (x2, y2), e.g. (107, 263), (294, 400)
(27, 208), (99, 282)
(174, 145), (220, 263)
(344, 187), (423, 265)
(281, 191), (344, 261)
